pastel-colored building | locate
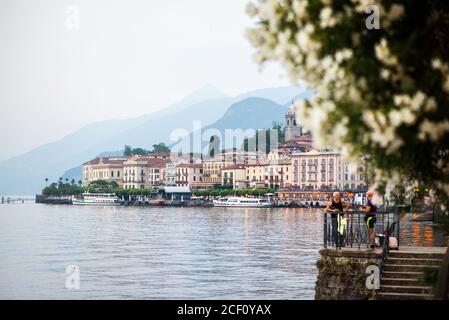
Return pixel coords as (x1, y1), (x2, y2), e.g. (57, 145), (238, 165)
(202, 159), (233, 186)
(82, 157), (127, 187)
(122, 156), (167, 189)
(175, 163), (204, 189)
(245, 162), (268, 189)
(222, 165), (247, 189)
(290, 150), (366, 191)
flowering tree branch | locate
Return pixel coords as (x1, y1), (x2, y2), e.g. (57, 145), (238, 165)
(246, 0), (449, 209)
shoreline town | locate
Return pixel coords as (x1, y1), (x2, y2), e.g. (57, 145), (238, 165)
(35, 106), (370, 208)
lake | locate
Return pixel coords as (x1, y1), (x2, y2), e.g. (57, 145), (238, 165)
(0, 203), (445, 299)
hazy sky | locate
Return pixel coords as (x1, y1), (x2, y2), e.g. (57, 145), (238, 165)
(0, 0), (289, 161)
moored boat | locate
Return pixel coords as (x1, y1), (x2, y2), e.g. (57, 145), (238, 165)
(72, 193), (122, 206)
(212, 196), (273, 208)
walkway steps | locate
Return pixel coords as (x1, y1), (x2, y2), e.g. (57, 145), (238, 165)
(381, 277), (426, 287)
(383, 264), (440, 273)
(380, 285), (433, 295)
(386, 257), (443, 266)
(382, 271), (424, 279)
(388, 251), (445, 260)
(377, 248), (446, 300)
(376, 292), (434, 300)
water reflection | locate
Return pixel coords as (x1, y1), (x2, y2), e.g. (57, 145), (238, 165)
(0, 204), (446, 299)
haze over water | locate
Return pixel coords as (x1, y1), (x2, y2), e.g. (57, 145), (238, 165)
(0, 203), (445, 299)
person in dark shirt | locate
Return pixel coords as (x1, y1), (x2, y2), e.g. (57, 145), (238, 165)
(361, 191), (377, 249)
(325, 192), (350, 248)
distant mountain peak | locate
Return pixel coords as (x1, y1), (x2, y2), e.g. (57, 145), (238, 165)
(179, 84), (229, 106)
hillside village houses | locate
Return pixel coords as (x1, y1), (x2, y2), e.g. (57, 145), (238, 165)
(81, 105), (367, 194)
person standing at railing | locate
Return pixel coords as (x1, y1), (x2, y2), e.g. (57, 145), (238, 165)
(360, 191), (377, 249)
(325, 192), (350, 248)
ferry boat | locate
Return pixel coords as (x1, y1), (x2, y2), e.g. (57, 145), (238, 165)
(72, 193), (122, 206)
(213, 196), (273, 208)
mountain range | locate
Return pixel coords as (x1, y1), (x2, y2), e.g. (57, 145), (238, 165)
(0, 85), (313, 195)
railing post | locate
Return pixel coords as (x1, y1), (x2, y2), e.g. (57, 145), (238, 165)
(396, 208), (400, 250)
(358, 209), (361, 249)
(324, 211), (327, 248)
(349, 209), (353, 248)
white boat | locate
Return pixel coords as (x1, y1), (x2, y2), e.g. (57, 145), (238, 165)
(72, 193), (122, 206)
(213, 196), (273, 208)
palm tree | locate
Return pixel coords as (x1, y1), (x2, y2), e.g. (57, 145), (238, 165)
(78, 180), (82, 186)
(71, 179), (75, 185)
(45, 178), (49, 186)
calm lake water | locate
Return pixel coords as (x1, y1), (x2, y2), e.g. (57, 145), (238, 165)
(0, 203), (446, 299)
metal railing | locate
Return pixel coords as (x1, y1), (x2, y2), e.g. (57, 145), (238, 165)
(379, 221), (398, 276)
(323, 206), (400, 250)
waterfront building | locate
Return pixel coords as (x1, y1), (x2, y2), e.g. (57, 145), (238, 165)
(221, 165), (247, 190)
(146, 158), (166, 188)
(175, 163), (206, 189)
(245, 162), (269, 189)
(265, 151), (293, 188)
(122, 156), (167, 189)
(122, 156), (150, 189)
(243, 151), (293, 189)
(158, 186), (191, 205)
(82, 157), (127, 187)
(289, 150), (366, 191)
(164, 159), (188, 186)
(202, 158), (234, 187)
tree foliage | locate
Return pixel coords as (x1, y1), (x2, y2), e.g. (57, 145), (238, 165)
(42, 182), (86, 196)
(152, 142), (171, 153)
(123, 143), (170, 157)
(246, 0), (449, 210)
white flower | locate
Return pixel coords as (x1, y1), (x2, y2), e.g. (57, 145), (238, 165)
(424, 97), (437, 112)
(375, 38), (398, 66)
(431, 58), (443, 70)
(320, 7), (337, 28)
(245, 2), (258, 18)
(380, 68), (390, 80)
(292, 0), (308, 19)
(418, 119), (449, 141)
(387, 4), (405, 21)
(410, 91), (426, 111)
(389, 109), (402, 127)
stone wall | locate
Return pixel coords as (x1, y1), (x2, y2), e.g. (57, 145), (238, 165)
(315, 248), (381, 300)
